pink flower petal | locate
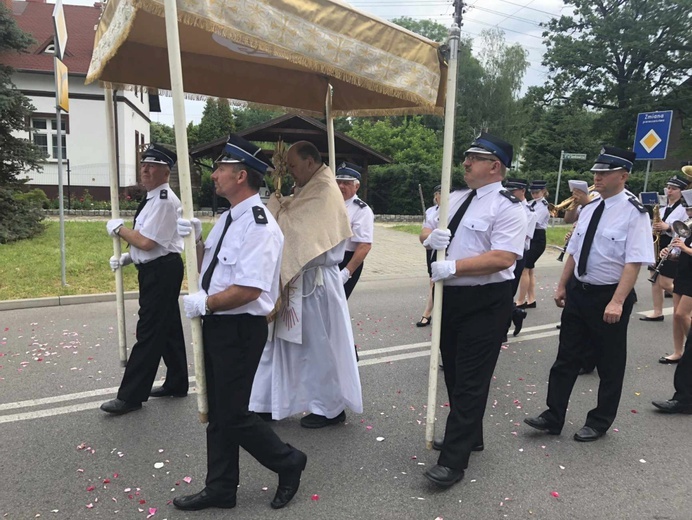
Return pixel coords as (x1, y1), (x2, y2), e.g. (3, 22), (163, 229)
(551, 491), (560, 498)
(311, 494), (320, 501)
(631, 409), (638, 414)
(86, 503), (94, 509)
(183, 476), (192, 484)
(86, 486), (95, 492)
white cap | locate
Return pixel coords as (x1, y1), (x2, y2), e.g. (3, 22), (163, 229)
(568, 180), (589, 194)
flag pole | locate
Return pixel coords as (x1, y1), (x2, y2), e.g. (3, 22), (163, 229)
(425, 20), (461, 449)
(162, 0), (208, 423)
(105, 87), (128, 367)
(326, 83), (336, 173)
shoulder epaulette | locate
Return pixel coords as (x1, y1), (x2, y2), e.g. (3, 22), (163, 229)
(252, 206), (268, 224)
(541, 199), (549, 206)
(628, 196), (647, 213)
(353, 198), (368, 209)
(584, 198), (600, 207)
(160, 189), (168, 199)
(499, 189), (520, 203)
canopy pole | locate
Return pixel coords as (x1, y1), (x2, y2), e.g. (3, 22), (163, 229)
(162, 0), (208, 423)
(425, 23), (461, 450)
(325, 83), (336, 173)
(105, 87), (128, 367)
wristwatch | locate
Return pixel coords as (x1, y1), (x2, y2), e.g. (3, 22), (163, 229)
(204, 296), (212, 315)
(114, 224), (123, 236)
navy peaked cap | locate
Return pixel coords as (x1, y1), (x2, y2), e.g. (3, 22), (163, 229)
(529, 180), (547, 191)
(216, 134), (271, 174)
(336, 162), (362, 181)
(667, 176), (688, 190)
(141, 143), (177, 168)
(464, 132), (513, 168)
(505, 177), (528, 190)
(591, 146), (636, 173)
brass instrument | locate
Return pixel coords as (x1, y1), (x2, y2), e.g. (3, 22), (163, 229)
(673, 218), (692, 239)
(550, 185), (596, 217)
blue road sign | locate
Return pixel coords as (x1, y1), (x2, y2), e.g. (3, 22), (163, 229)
(633, 110), (673, 160)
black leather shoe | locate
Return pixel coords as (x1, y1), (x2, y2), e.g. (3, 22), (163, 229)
(524, 301), (537, 309)
(658, 356), (680, 364)
(432, 439), (484, 452)
(652, 399), (692, 414)
(271, 448), (307, 509)
(424, 464), (464, 488)
(512, 308), (527, 336)
(300, 411), (345, 429)
(573, 426), (605, 442)
(416, 316), (432, 327)
(523, 416), (561, 435)
(517, 302), (528, 309)
(256, 412), (275, 422)
(639, 315), (664, 322)
(100, 399), (141, 415)
(578, 367), (595, 375)
(149, 387), (187, 398)
(173, 489), (236, 511)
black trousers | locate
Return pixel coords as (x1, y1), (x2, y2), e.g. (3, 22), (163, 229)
(339, 250), (364, 299)
(202, 314), (297, 496)
(673, 332), (692, 404)
(438, 281), (513, 471)
(540, 277), (635, 432)
(118, 254), (188, 403)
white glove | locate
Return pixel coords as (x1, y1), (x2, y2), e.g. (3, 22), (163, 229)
(340, 267), (351, 284)
(109, 253), (133, 271)
(177, 217), (202, 241)
(183, 290), (208, 319)
(431, 260), (457, 282)
(423, 228), (451, 249)
(106, 219), (124, 237)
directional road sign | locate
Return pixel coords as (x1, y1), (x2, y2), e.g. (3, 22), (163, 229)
(633, 110), (673, 160)
(563, 153), (587, 160)
(52, 0), (68, 61)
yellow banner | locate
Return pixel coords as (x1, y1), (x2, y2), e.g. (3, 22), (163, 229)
(55, 57), (69, 113)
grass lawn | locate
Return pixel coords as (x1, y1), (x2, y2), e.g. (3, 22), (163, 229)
(0, 221), (213, 301)
(391, 223), (571, 247)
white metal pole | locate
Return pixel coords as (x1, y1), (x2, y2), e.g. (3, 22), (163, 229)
(644, 160), (651, 192)
(163, 0), (208, 423)
(425, 23), (460, 450)
(555, 150), (564, 208)
(326, 83), (336, 173)
(54, 56), (66, 286)
(105, 87), (128, 367)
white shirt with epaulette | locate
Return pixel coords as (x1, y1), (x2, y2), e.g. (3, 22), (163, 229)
(200, 193), (284, 316)
(567, 190), (654, 285)
(344, 195), (374, 252)
(529, 196), (550, 229)
(131, 183), (183, 265)
(522, 200), (537, 249)
(444, 181), (527, 286)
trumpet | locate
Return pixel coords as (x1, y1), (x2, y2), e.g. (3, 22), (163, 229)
(673, 218), (692, 238)
(550, 185), (596, 217)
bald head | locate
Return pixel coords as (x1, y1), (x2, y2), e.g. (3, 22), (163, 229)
(287, 141), (323, 187)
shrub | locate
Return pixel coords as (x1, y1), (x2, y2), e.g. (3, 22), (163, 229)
(0, 187), (46, 243)
(14, 188), (49, 209)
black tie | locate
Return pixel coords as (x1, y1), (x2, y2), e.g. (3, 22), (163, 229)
(577, 200), (605, 277)
(530, 200), (536, 209)
(133, 196), (149, 228)
(201, 212), (233, 292)
(447, 190), (477, 249)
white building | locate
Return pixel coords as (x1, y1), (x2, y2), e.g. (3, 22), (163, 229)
(2, 0), (152, 200)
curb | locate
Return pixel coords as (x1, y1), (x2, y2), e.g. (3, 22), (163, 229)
(0, 292), (141, 312)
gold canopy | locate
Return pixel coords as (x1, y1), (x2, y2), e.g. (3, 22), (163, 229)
(86, 0), (447, 116)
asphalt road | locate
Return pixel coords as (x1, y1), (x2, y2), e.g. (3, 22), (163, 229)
(1, 258), (691, 519)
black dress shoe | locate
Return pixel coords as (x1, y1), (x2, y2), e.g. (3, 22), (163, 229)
(573, 426), (605, 442)
(149, 387), (187, 398)
(100, 399), (141, 415)
(639, 315), (664, 322)
(652, 399), (692, 414)
(271, 448), (307, 509)
(173, 489), (236, 511)
(432, 439), (484, 452)
(256, 412), (275, 422)
(416, 316), (432, 327)
(578, 367), (595, 375)
(524, 301), (537, 309)
(424, 464), (464, 488)
(517, 302), (528, 309)
(658, 356), (680, 364)
(523, 416), (561, 435)
(300, 411), (345, 429)
(512, 308), (527, 336)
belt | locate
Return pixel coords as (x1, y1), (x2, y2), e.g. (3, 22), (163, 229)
(443, 280), (511, 293)
(135, 252), (181, 270)
(573, 280), (618, 292)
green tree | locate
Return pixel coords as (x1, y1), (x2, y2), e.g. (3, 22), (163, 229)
(197, 98), (232, 144)
(216, 98), (234, 135)
(521, 104), (600, 173)
(186, 121), (199, 147)
(391, 16), (448, 43)
(535, 0), (692, 146)
(347, 116), (442, 165)
(150, 121), (175, 146)
(0, 3), (43, 187)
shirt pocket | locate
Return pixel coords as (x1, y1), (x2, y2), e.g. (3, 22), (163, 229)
(209, 242), (239, 286)
(599, 228), (627, 258)
(461, 218), (490, 251)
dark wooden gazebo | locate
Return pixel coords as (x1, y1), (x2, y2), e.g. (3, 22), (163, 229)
(188, 114), (393, 199)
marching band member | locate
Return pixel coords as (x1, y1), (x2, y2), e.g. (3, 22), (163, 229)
(516, 180), (549, 309)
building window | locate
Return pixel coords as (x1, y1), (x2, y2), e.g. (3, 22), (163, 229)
(31, 116), (67, 160)
(44, 43), (55, 54)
